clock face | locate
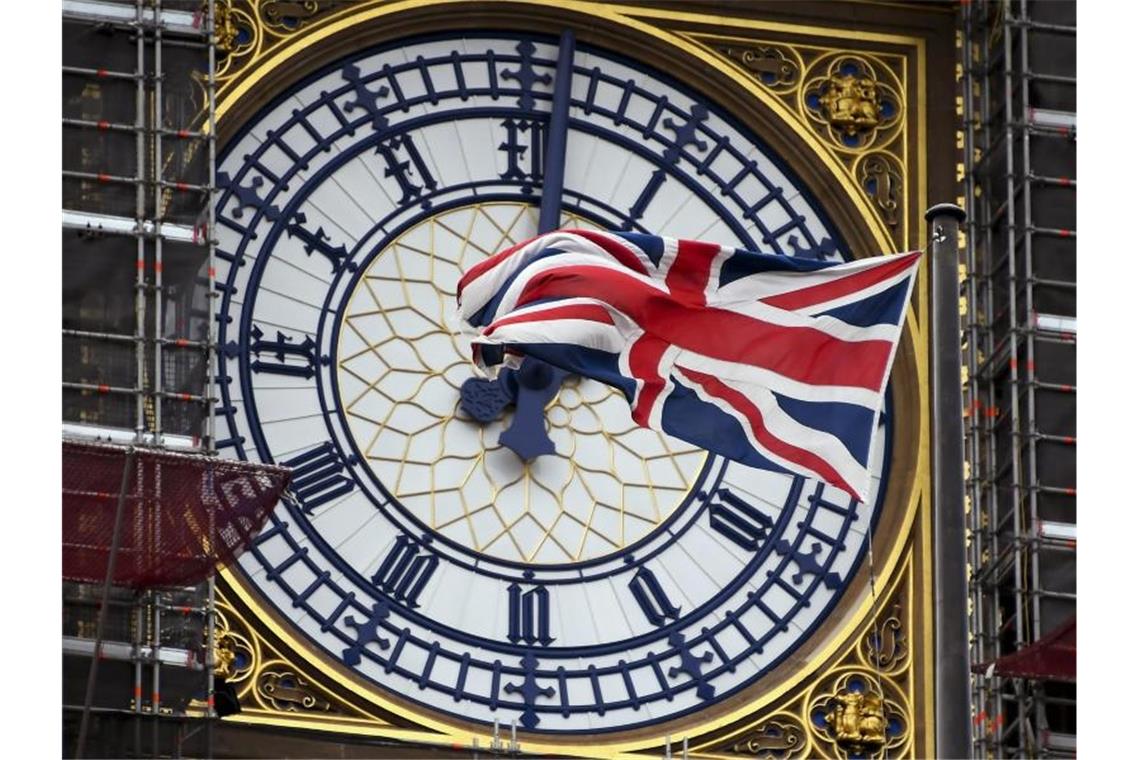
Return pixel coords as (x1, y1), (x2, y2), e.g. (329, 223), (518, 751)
(215, 33), (892, 734)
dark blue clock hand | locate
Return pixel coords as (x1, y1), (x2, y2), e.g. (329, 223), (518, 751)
(538, 29), (576, 233)
(460, 32), (577, 462)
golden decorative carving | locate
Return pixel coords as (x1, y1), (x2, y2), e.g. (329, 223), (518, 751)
(258, 665), (333, 712)
(819, 74), (882, 134)
(724, 716), (806, 757)
(863, 602), (908, 673)
(803, 55), (903, 152)
(856, 153), (904, 228)
(808, 670), (910, 759)
(716, 44), (801, 93)
(826, 690), (887, 751)
(260, 0), (326, 31)
(213, 604), (257, 684)
(687, 31), (913, 248)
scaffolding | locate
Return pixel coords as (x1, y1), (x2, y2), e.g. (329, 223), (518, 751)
(961, 1), (1077, 757)
(61, 1), (222, 756)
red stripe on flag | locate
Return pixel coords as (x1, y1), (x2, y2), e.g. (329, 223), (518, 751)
(485, 302), (614, 334)
(629, 336), (671, 426)
(678, 366), (858, 499)
(514, 265), (892, 390)
(666, 239), (722, 300)
(567, 230), (650, 276)
(760, 251), (920, 311)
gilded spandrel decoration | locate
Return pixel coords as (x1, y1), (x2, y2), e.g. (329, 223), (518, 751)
(856, 153), (904, 228)
(211, 0), (339, 86)
(723, 716), (807, 758)
(258, 663), (332, 712)
(863, 601), (908, 674)
(716, 43), (801, 93)
(211, 587), (390, 726)
(213, 603), (257, 685)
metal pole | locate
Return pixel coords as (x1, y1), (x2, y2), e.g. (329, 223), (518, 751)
(926, 202), (971, 758)
(75, 448), (136, 759)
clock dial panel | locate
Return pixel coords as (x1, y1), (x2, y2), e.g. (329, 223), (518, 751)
(216, 33), (891, 733)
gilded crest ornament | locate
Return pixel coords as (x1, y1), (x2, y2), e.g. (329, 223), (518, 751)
(856, 153), (904, 228)
(803, 55), (903, 151)
(808, 671), (909, 759)
(826, 690), (887, 752)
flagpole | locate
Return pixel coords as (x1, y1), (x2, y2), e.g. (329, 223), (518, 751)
(926, 202), (971, 757)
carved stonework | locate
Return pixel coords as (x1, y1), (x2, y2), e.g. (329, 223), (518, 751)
(259, 0), (327, 32)
(258, 664), (333, 712)
(803, 55), (903, 152)
(717, 44), (801, 93)
(210, 587), (390, 727)
(213, 604), (257, 685)
(863, 601), (909, 673)
(723, 716), (806, 758)
(856, 153), (905, 229)
(212, 0), (339, 86)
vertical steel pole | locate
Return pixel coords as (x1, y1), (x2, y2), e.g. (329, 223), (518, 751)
(927, 202), (971, 758)
(153, 0), (165, 444)
(1000, 6), (1029, 752)
(134, 0), (147, 443)
(75, 448), (136, 759)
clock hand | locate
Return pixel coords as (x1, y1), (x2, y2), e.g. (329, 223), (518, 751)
(491, 31), (577, 460)
(537, 29), (576, 233)
(460, 32), (578, 462)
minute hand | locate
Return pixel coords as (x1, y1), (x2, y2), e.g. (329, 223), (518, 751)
(538, 29), (576, 234)
(487, 30), (578, 462)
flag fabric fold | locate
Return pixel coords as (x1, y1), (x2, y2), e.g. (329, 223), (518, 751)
(456, 229), (920, 502)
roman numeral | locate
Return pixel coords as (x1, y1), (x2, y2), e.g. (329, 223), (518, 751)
(628, 566), (680, 627)
(286, 211), (355, 274)
(280, 441), (355, 514)
(246, 324), (317, 378)
(375, 134), (438, 207)
(507, 582), (554, 646)
(706, 487), (778, 551)
(498, 118), (543, 194)
(371, 535), (438, 608)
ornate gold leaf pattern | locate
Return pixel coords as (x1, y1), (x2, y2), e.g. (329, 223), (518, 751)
(715, 43), (802, 94)
(723, 715), (808, 758)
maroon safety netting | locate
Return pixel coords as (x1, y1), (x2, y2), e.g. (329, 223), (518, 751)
(62, 440), (291, 588)
(971, 616), (1076, 683)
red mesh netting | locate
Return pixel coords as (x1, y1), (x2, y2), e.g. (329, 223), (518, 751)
(62, 441), (291, 588)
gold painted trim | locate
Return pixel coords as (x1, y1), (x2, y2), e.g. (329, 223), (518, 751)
(214, 2), (935, 756)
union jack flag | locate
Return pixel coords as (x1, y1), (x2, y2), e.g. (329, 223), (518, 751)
(457, 230), (921, 501)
